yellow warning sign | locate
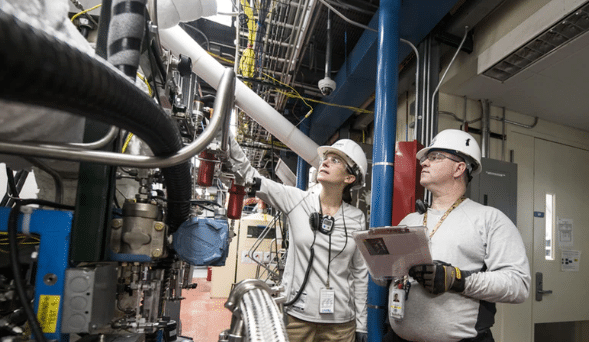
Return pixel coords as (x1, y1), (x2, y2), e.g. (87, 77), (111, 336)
(37, 295), (60, 333)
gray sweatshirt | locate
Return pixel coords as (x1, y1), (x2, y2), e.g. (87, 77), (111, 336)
(389, 198), (530, 342)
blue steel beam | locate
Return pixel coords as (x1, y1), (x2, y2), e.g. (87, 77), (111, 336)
(296, 117), (311, 189)
(309, 0), (461, 144)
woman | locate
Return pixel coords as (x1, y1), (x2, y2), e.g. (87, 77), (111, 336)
(227, 137), (369, 342)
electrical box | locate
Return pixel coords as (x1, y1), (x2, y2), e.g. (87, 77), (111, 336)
(210, 213), (282, 298)
(466, 157), (518, 224)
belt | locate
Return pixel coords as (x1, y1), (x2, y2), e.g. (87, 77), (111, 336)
(459, 328), (493, 342)
(391, 328), (492, 342)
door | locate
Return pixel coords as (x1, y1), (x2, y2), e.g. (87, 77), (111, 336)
(533, 138), (589, 324)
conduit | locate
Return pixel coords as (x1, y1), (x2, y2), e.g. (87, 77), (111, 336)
(160, 26), (321, 167)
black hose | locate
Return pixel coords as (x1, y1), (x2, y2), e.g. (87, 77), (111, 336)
(0, 10), (191, 230)
(8, 199), (75, 342)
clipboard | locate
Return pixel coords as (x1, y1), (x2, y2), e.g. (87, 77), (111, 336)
(352, 226), (432, 279)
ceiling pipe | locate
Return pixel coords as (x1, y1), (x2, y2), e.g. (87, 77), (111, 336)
(318, 9), (336, 96)
(481, 99), (491, 158)
(160, 25), (321, 167)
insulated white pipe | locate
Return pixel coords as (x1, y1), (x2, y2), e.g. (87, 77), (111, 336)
(160, 26), (321, 167)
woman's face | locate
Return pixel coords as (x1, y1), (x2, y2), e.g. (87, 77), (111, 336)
(317, 152), (355, 186)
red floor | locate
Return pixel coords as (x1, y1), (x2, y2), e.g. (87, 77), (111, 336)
(180, 278), (233, 342)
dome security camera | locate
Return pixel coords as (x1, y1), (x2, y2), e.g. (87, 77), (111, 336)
(318, 77), (336, 96)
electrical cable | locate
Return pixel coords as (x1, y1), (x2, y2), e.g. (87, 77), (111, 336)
(181, 23), (210, 51)
(5, 167), (18, 201)
(8, 199), (74, 342)
(70, 3), (102, 23)
(2, 170), (29, 207)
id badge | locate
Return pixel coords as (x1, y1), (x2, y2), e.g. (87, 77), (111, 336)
(389, 287), (405, 321)
(319, 287), (335, 314)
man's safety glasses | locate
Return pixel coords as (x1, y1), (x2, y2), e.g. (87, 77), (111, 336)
(420, 151), (464, 164)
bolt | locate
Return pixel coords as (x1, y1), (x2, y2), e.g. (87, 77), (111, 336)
(43, 273), (58, 286)
(152, 249), (163, 258)
(154, 222), (165, 231)
(112, 218), (123, 229)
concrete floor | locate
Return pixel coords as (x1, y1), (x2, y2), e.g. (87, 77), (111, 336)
(179, 277), (233, 342)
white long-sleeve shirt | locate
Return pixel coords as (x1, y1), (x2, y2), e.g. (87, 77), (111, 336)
(256, 180), (369, 332)
(390, 198), (530, 342)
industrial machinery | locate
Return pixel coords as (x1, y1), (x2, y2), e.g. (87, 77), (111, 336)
(0, 1), (289, 341)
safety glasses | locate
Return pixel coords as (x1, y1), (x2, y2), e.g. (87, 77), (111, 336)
(420, 151), (464, 164)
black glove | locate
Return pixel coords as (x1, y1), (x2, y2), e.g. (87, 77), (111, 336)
(355, 332), (368, 342)
(409, 260), (466, 295)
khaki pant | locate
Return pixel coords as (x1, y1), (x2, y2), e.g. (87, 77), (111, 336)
(286, 314), (355, 342)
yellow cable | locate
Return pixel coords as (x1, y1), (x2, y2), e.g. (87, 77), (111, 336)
(275, 89), (374, 114)
(264, 73), (313, 115)
(122, 133), (134, 153)
(71, 3), (102, 23)
(206, 53), (372, 116)
(137, 73), (153, 97)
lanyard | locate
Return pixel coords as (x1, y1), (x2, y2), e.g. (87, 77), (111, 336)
(423, 197), (466, 238)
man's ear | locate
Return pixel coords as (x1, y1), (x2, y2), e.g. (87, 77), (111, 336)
(453, 162), (467, 179)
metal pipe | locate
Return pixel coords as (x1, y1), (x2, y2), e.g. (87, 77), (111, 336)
(481, 99), (490, 158)
(0, 69), (234, 168)
(501, 107), (506, 161)
(318, 0), (376, 32)
(491, 115), (539, 129)
(159, 25), (322, 167)
(275, 0), (308, 109)
(400, 38), (419, 142)
(69, 126), (119, 149)
(368, 1), (401, 341)
(430, 26), (469, 121)
(24, 158), (63, 204)
(325, 9), (332, 78)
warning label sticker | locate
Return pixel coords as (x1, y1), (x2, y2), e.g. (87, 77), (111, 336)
(37, 295), (60, 333)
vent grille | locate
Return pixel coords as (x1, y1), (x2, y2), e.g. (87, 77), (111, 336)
(483, 2), (589, 81)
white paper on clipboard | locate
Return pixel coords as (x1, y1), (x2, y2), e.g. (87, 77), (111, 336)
(352, 226), (432, 279)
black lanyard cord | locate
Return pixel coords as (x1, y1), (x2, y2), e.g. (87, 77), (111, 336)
(284, 230), (317, 306)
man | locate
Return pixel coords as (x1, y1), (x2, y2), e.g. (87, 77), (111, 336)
(388, 129), (530, 342)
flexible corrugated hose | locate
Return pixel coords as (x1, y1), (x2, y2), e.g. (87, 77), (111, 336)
(0, 9), (191, 230)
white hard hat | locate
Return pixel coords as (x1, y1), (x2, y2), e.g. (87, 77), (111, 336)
(317, 139), (367, 190)
(416, 129), (482, 175)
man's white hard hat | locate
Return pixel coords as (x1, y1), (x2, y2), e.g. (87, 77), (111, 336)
(416, 129), (482, 175)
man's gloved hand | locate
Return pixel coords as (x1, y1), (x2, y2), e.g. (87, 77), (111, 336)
(409, 260), (466, 295)
(355, 332), (367, 342)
